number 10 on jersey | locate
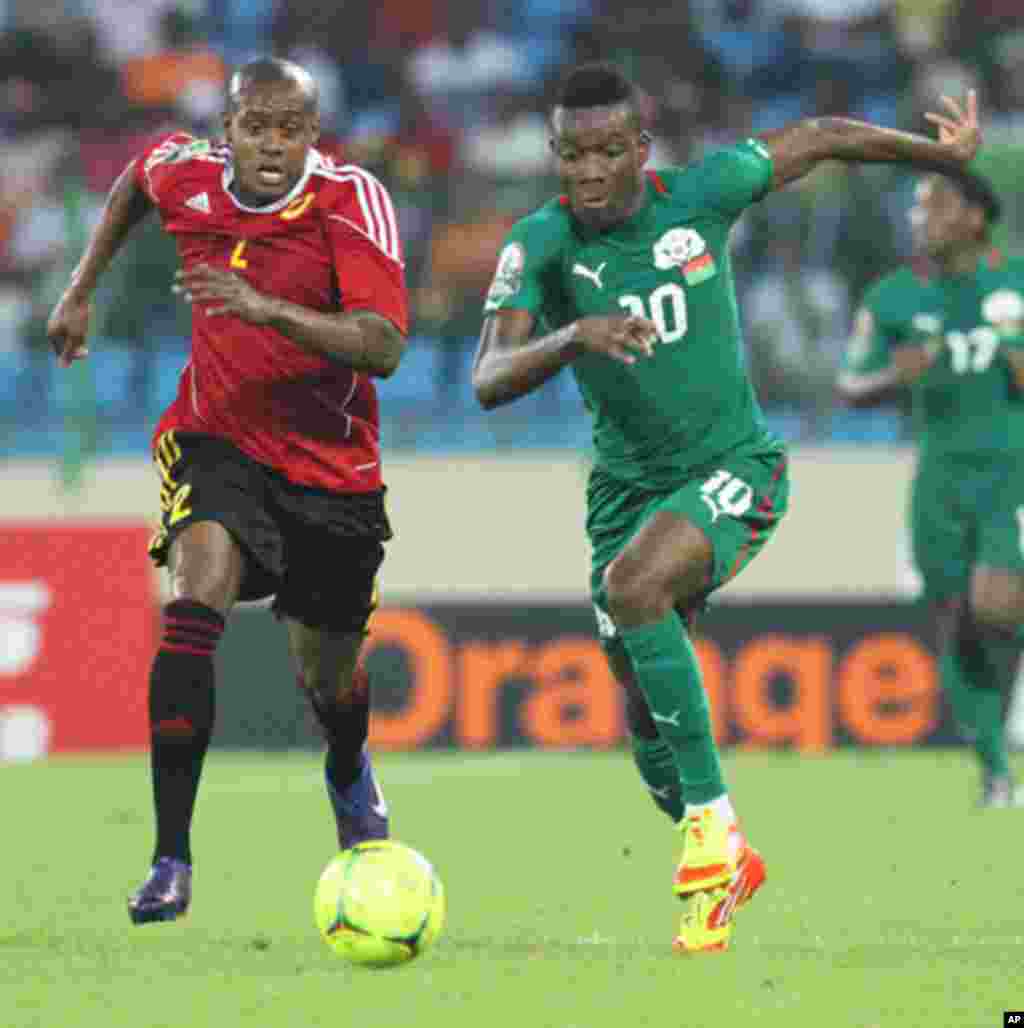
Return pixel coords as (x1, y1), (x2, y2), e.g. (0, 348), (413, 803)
(619, 283), (688, 344)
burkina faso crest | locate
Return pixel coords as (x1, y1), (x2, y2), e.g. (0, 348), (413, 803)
(653, 228), (716, 285)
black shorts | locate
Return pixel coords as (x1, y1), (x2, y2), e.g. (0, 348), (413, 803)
(149, 431), (391, 633)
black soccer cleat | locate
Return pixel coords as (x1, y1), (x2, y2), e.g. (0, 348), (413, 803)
(128, 857), (192, 924)
(326, 748), (389, 850)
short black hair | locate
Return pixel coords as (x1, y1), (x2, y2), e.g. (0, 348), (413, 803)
(226, 57), (318, 114)
(556, 62), (637, 112)
(924, 164), (1002, 224)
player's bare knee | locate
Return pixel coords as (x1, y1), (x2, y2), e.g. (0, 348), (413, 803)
(297, 661), (343, 705)
(970, 570), (1024, 637)
(289, 623), (361, 704)
(168, 551), (240, 612)
(167, 525), (243, 615)
(306, 666), (361, 710)
(291, 634), (330, 699)
(970, 589), (1024, 637)
(292, 642), (323, 695)
(604, 558), (673, 627)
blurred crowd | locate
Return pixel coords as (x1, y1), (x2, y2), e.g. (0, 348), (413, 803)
(2, 0), (1024, 455)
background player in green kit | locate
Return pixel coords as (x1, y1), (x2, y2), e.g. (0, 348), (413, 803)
(472, 62), (981, 954)
(838, 168), (1024, 809)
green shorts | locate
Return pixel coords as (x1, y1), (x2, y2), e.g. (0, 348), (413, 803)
(588, 448), (789, 637)
(910, 452), (1024, 603)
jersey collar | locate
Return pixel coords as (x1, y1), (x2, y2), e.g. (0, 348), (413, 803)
(221, 148), (318, 214)
(932, 249), (998, 284)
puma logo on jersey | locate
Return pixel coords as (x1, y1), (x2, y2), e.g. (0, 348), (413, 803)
(573, 261), (607, 289)
(185, 192), (211, 214)
(593, 603), (616, 639)
(651, 709), (682, 728)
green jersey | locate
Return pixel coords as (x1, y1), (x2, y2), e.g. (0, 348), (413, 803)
(968, 149), (1024, 454)
(484, 140), (781, 486)
(843, 254), (1024, 462)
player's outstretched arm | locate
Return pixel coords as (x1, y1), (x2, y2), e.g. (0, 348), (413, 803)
(473, 310), (656, 410)
(266, 305), (405, 378)
(474, 310), (578, 409)
(759, 91), (981, 191)
(175, 264), (406, 377)
(47, 160), (154, 367)
(836, 345), (937, 406)
(268, 308), (405, 378)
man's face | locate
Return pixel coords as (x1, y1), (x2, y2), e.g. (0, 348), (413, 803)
(223, 84), (319, 204)
(550, 103), (649, 231)
(910, 176), (981, 259)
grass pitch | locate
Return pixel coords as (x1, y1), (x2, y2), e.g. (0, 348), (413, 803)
(3, 748), (1022, 1028)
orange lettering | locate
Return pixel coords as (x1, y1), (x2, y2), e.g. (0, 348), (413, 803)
(521, 638), (622, 748)
(230, 240), (248, 269)
(280, 193), (314, 220)
(838, 634), (938, 745)
(732, 636), (832, 752)
(455, 641), (530, 749)
(366, 609), (453, 749)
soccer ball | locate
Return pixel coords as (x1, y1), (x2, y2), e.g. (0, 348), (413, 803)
(314, 841), (445, 967)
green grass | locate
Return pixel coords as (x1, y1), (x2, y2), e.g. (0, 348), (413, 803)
(3, 749), (1023, 1028)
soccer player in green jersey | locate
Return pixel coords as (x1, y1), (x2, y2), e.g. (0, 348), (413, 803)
(472, 62), (981, 953)
(838, 168), (1024, 809)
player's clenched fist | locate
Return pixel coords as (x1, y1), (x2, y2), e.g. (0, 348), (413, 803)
(574, 314), (658, 365)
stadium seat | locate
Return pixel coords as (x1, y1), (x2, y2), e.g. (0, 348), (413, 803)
(435, 339), (480, 413)
(1, 349), (55, 424)
(552, 366), (584, 415)
(89, 345), (138, 413)
(763, 408), (807, 443)
(0, 349), (25, 409)
(378, 336), (441, 409)
(828, 408), (903, 443)
(750, 94), (806, 133)
(149, 338), (191, 417)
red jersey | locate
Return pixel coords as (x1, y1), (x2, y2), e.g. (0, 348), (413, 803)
(135, 132), (408, 493)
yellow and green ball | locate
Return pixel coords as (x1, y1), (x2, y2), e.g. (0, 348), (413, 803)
(314, 841), (445, 968)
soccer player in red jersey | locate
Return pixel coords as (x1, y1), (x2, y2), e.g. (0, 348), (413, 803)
(47, 58), (408, 924)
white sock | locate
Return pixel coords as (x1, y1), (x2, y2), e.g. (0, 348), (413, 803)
(686, 794), (736, 825)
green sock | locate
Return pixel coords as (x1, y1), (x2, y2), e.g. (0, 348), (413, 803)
(630, 733), (685, 822)
(941, 643), (1010, 778)
(620, 612), (726, 804)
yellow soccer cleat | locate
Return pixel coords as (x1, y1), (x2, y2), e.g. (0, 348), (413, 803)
(673, 845), (766, 954)
(673, 807), (735, 896)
